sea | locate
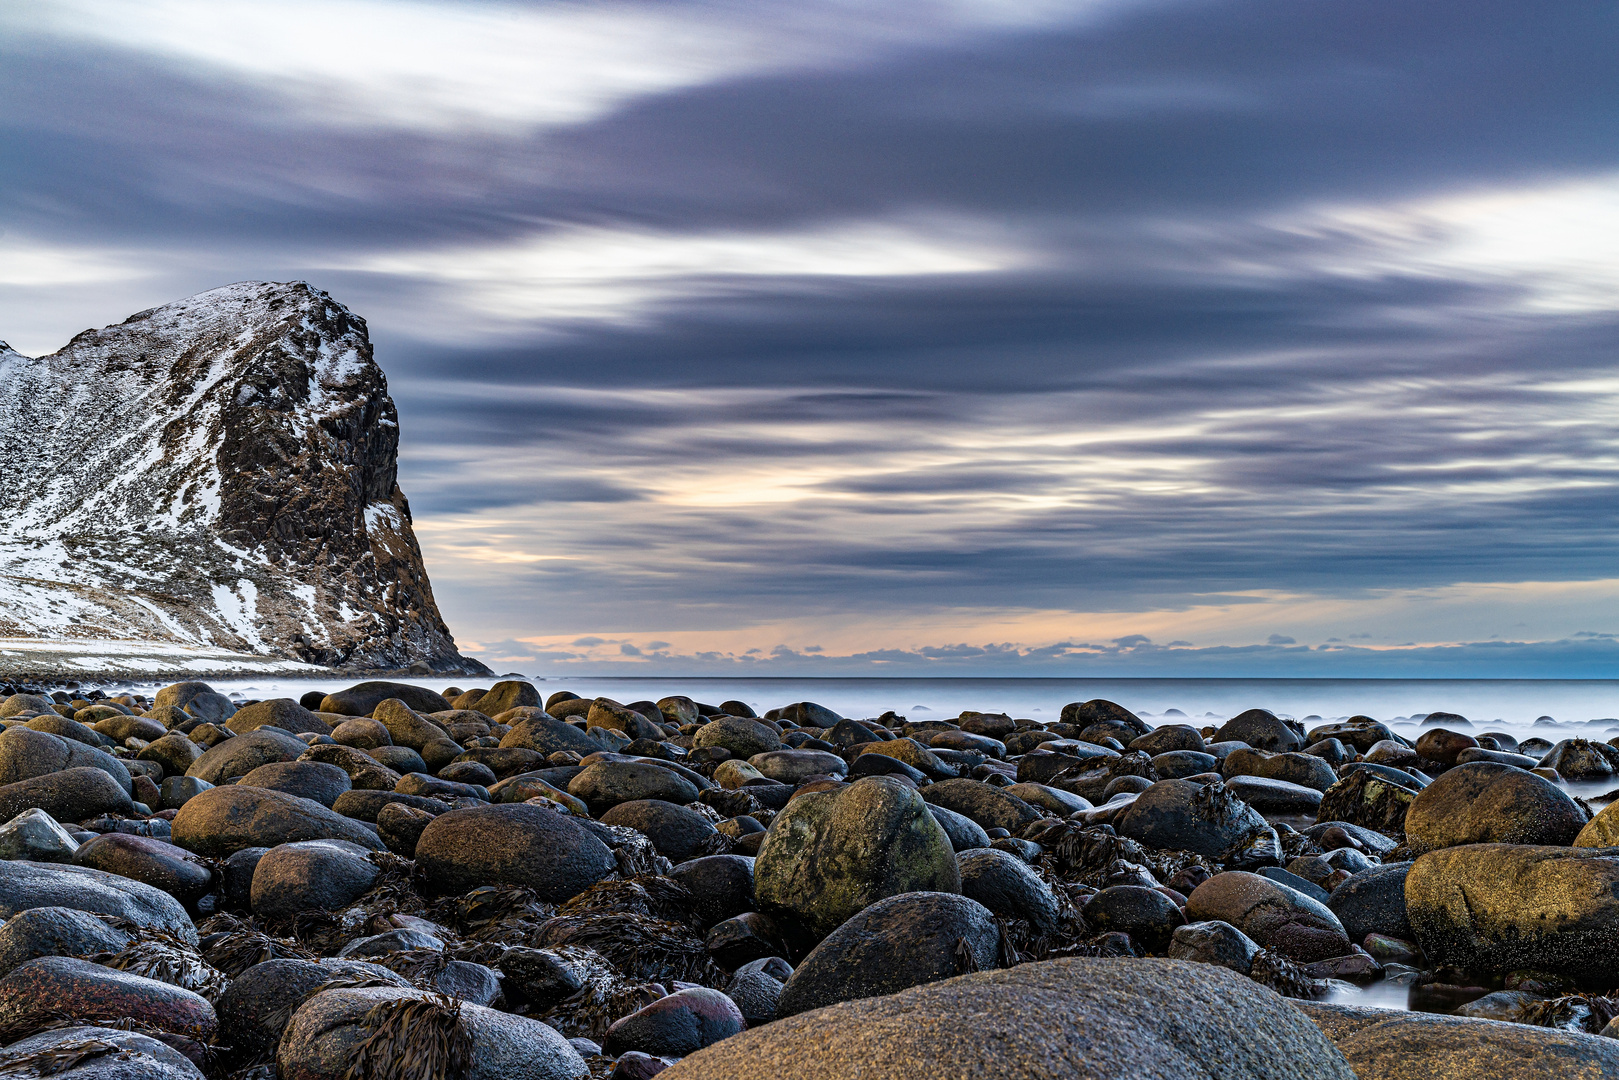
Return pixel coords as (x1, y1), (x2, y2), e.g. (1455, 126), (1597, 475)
(139, 674), (1619, 1011)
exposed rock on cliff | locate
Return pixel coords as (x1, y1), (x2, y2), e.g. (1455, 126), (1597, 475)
(0, 281), (486, 675)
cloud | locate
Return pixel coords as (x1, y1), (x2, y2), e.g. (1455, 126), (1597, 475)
(1267, 634), (1296, 645)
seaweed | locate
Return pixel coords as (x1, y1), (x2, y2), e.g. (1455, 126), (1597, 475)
(195, 913), (316, 978)
(343, 993), (471, 1080)
(0, 1036), (128, 1077)
(535, 912), (723, 986)
(556, 877), (702, 929)
(82, 938), (231, 1002)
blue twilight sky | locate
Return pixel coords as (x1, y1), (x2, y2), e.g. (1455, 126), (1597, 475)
(3, 0), (1619, 676)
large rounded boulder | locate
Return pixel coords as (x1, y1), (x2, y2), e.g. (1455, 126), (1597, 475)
(1116, 779), (1270, 857)
(251, 840), (382, 918)
(414, 803), (615, 902)
(1403, 761), (1586, 855)
(171, 784), (386, 858)
(1185, 871), (1351, 962)
(775, 891), (1002, 1017)
(187, 728), (309, 785)
(755, 776), (960, 943)
(319, 682), (451, 717)
(0, 860), (196, 942)
(229, 698), (333, 736)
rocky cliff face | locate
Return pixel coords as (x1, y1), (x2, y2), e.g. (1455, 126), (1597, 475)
(0, 281), (487, 674)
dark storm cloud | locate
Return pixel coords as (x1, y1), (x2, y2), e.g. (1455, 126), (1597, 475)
(4, 0), (1618, 669)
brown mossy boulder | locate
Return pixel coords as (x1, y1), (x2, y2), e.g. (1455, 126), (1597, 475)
(171, 784), (386, 858)
(413, 803), (615, 903)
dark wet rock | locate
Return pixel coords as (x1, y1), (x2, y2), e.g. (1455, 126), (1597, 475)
(1115, 779), (1270, 857)
(603, 987), (746, 1057)
(756, 776), (959, 943)
(451, 747), (545, 779)
(277, 985), (587, 1080)
(693, 717), (781, 760)
(415, 802), (615, 902)
(1167, 919), (1261, 975)
(1255, 866), (1330, 905)
(0, 727), (133, 794)
(0, 858), (197, 944)
(1061, 700), (1151, 737)
(1129, 725), (1205, 756)
(395, 771), (488, 802)
(500, 712), (603, 757)
(1186, 871), (1351, 962)
(1016, 745), (1117, 784)
(1541, 738), (1619, 780)
(919, 778), (1040, 834)
(1404, 761), (1586, 855)
(602, 800), (718, 862)
(1413, 728), (1478, 768)
(73, 833), (215, 909)
(370, 699), (450, 752)
(847, 753), (928, 784)
(956, 848), (1060, 933)
(1215, 710), (1302, 753)
(1315, 769), (1417, 835)
(0, 766), (134, 824)
(776, 702), (841, 728)
(320, 683), (451, 717)
(1243, 752), (1340, 793)
(1306, 719), (1401, 753)
(1085, 885), (1187, 953)
(1224, 775), (1323, 815)
(171, 783), (385, 858)
(469, 680), (542, 718)
(587, 699), (664, 742)
(0, 906), (133, 977)
(330, 789), (451, 822)
(664, 957), (1354, 1080)
(0, 1024), (205, 1079)
(1002, 781), (1089, 817)
(926, 803), (991, 852)
(1302, 738), (1354, 766)
(376, 802), (436, 857)
(725, 968), (784, 1026)
(929, 730), (1006, 757)
(498, 947), (591, 1008)
(251, 839), (380, 918)
(1420, 711), (1472, 729)
(298, 744), (402, 790)
(238, 760), (353, 808)
(0, 955), (215, 1038)
(368, 745), (429, 775)
(338, 927), (444, 957)
(668, 855), (755, 929)
(432, 959), (501, 1006)
(749, 750), (848, 785)
(1152, 750), (1220, 780)
(329, 717), (392, 749)
(854, 738), (953, 781)
(216, 958), (398, 1061)
(230, 698), (332, 736)
(776, 891), (1002, 1017)
(1406, 844), (1619, 984)
(25, 714), (111, 750)
(187, 729), (308, 785)
(569, 761), (700, 815)
(1454, 747), (1541, 769)
(0, 807), (79, 862)
(222, 847), (268, 909)
(1296, 1001), (1619, 1080)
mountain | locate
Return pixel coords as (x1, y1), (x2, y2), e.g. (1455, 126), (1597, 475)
(0, 281), (488, 675)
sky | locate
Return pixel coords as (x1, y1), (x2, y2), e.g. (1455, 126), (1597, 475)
(3, 0), (1618, 677)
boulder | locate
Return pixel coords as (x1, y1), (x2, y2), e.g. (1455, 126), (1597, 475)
(776, 892), (1002, 1017)
(569, 761), (699, 815)
(1061, 700), (1151, 736)
(663, 957), (1354, 1080)
(1405, 844), (1619, 983)
(927, 804), (992, 852)
(138, 732), (206, 777)
(73, 833), (215, 908)
(215, 958), (401, 1061)
(499, 712), (603, 757)
(371, 699), (449, 752)
(0, 1024), (204, 1079)
(1540, 738), (1619, 780)
(0, 807), (80, 862)
(600, 800), (717, 862)
(1326, 861), (1413, 944)
(1296, 1001), (1619, 1079)
(1214, 710), (1301, 752)
(469, 680), (542, 717)
(919, 778), (1041, 834)
(748, 750), (848, 785)
(239, 760), (353, 808)
(0, 956), (215, 1039)
(587, 699), (665, 742)
(1222, 775), (1323, 816)
(1404, 761), (1585, 855)
(1084, 885), (1187, 953)
(230, 698), (332, 736)
(1574, 799), (1619, 847)
(755, 776), (960, 942)
(298, 744), (402, 790)
(602, 987), (746, 1057)
(0, 860), (196, 941)
(251, 839), (381, 918)
(1116, 779), (1270, 857)
(955, 848), (1060, 933)
(331, 789), (452, 822)
(693, 718), (781, 760)
(1186, 871), (1351, 962)
(1314, 769), (1417, 835)
(0, 906), (133, 977)
(667, 855), (755, 929)
(171, 784), (386, 858)
(414, 803), (615, 902)
(0, 727), (132, 794)
(0, 767), (134, 824)
(319, 682), (452, 717)
(277, 986), (587, 1080)
(377, 802), (436, 857)
(1128, 725), (1206, 756)
(187, 729), (308, 785)
(330, 717), (392, 749)
(1167, 920), (1261, 975)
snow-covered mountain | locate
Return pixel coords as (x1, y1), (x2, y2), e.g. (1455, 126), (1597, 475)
(0, 281), (487, 675)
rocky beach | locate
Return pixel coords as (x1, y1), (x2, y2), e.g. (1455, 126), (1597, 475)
(0, 680), (1608, 1077)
